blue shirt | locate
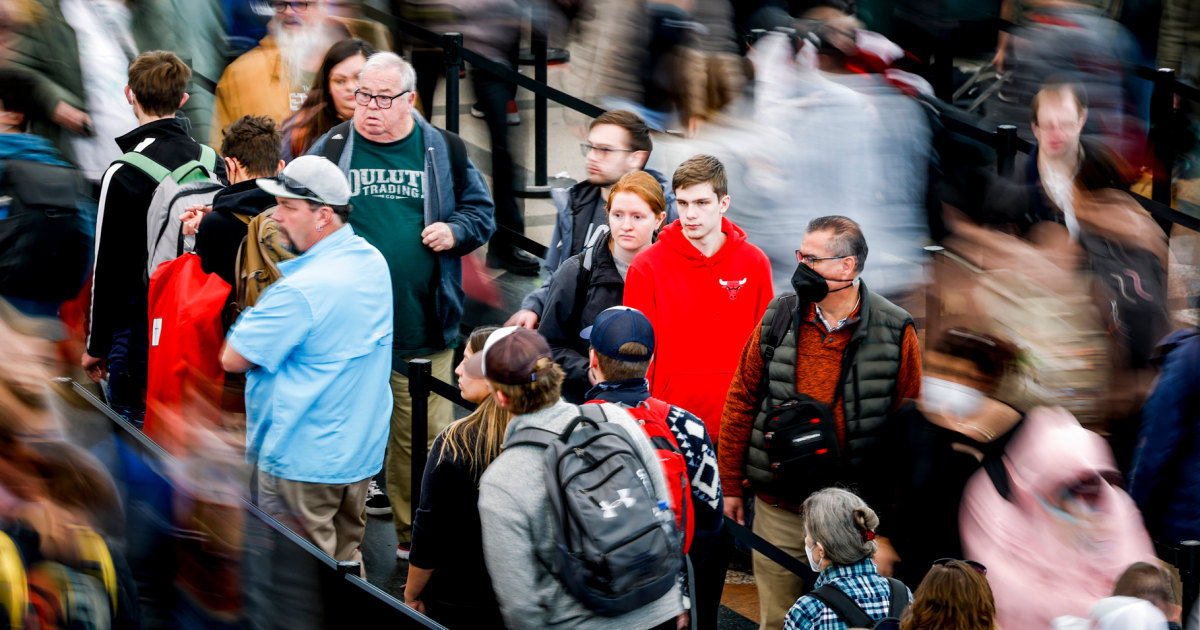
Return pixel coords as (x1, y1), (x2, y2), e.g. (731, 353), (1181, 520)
(783, 558), (910, 630)
(228, 224), (394, 483)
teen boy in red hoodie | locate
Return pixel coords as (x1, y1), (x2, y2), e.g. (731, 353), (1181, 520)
(623, 154), (773, 438)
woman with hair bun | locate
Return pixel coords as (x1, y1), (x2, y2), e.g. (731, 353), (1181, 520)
(783, 488), (912, 630)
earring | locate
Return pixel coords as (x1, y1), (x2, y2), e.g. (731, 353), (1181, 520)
(316, 224), (324, 232)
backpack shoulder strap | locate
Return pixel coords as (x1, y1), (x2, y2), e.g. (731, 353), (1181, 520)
(762, 293), (799, 364)
(808, 584), (875, 628)
(168, 159), (207, 182)
(886, 577), (908, 619)
(320, 121), (354, 163)
(504, 426), (559, 450)
(197, 144), (218, 173)
(115, 151), (171, 183)
(437, 127), (468, 204)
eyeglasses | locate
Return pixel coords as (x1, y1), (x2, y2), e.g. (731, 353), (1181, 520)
(580, 143), (637, 158)
(354, 89), (410, 109)
(795, 251), (849, 266)
(270, 0), (317, 12)
(933, 558), (987, 575)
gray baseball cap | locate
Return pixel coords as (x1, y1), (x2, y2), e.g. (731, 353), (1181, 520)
(257, 155), (351, 206)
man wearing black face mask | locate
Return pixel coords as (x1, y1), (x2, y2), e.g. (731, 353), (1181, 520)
(716, 215), (922, 629)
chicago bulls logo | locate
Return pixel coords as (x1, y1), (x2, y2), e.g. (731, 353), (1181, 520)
(718, 278), (747, 300)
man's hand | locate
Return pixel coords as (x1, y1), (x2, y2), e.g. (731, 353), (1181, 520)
(420, 222), (455, 252)
(873, 536), (900, 578)
(81, 353), (107, 383)
(53, 102), (92, 135)
(724, 496), (745, 525)
(504, 309), (539, 330)
(404, 598), (426, 615)
(180, 205), (212, 236)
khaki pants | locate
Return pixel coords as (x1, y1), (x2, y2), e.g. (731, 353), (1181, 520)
(752, 500), (808, 630)
(253, 468), (370, 566)
(386, 349), (454, 544)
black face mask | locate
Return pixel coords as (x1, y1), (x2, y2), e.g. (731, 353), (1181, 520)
(791, 262), (854, 303)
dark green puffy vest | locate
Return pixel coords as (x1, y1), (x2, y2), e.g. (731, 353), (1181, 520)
(745, 284), (914, 496)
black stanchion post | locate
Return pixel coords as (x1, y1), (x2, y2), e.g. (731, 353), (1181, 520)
(532, 5), (549, 188)
(409, 358), (433, 529)
(1151, 68), (1176, 210)
(995, 124), (1017, 177)
(1182, 540), (1200, 622)
(443, 32), (463, 134)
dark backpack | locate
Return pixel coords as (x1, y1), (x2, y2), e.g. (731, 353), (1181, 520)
(809, 577), (909, 630)
(505, 404), (681, 617)
(0, 159), (92, 302)
(319, 121), (469, 203)
(1078, 232), (1168, 368)
(754, 293), (847, 505)
(603, 397), (695, 553)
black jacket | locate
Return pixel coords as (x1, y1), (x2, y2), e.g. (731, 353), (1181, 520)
(196, 179), (276, 287)
(87, 118), (226, 358)
(539, 234), (626, 403)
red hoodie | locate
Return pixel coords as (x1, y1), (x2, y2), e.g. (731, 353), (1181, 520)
(624, 217), (773, 435)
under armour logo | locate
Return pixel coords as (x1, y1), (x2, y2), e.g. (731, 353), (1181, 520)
(599, 489), (637, 518)
(718, 277), (747, 300)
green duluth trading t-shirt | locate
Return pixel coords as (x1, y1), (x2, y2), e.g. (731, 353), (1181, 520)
(347, 125), (441, 362)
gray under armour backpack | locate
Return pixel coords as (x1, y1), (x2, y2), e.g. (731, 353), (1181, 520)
(505, 403), (681, 617)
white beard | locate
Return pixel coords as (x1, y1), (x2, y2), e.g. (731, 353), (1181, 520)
(273, 20), (332, 89)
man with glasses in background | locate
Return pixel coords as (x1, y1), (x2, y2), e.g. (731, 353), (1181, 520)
(505, 109), (676, 329)
(211, 0), (345, 146)
(308, 51), (495, 562)
(718, 215), (922, 630)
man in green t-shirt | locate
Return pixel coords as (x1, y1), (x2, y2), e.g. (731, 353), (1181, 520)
(308, 52), (496, 560)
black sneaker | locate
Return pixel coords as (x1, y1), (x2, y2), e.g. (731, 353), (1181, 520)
(365, 479), (392, 516)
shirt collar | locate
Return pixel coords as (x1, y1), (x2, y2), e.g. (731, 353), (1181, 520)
(814, 557), (879, 587)
(813, 288), (862, 333)
(279, 224), (356, 273)
(584, 378), (651, 406)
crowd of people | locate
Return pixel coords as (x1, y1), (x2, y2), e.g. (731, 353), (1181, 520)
(1, 0), (1200, 629)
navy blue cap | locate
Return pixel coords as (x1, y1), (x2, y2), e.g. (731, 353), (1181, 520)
(580, 306), (655, 361)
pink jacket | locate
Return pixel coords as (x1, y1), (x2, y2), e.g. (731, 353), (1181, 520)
(960, 407), (1155, 629)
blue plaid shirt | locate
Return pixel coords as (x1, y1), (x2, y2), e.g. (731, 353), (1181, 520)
(783, 558), (910, 630)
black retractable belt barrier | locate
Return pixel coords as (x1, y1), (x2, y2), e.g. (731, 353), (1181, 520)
(722, 519), (821, 585)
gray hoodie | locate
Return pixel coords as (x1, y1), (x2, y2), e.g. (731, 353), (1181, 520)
(478, 400), (685, 629)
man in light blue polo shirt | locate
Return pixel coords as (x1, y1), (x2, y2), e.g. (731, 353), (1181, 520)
(221, 155), (393, 565)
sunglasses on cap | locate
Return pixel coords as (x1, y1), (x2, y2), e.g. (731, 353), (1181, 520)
(275, 172), (323, 202)
(933, 558), (987, 575)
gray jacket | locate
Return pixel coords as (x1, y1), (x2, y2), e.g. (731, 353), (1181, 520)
(307, 111), (496, 350)
(523, 169), (676, 315)
(478, 400), (685, 629)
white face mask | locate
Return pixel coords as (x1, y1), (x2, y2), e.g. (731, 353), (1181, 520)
(805, 541), (823, 572)
(922, 376), (985, 418)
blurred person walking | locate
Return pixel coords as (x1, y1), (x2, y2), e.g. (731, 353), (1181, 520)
(221, 155), (393, 566)
(782, 488), (911, 630)
(6, 0), (183, 187)
(959, 406), (1156, 628)
(538, 171), (666, 402)
(899, 558), (997, 630)
(82, 51), (225, 425)
(507, 110), (677, 329)
(279, 38), (374, 162)
(0, 67), (94, 319)
(403, 326), (508, 628)
(1128, 327), (1200, 547)
(307, 51), (495, 559)
(886, 329), (1023, 587)
(212, 0), (348, 146)
(719, 215), (921, 629)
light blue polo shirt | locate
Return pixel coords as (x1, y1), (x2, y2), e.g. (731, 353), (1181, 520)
(228, 224), (394, 484)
